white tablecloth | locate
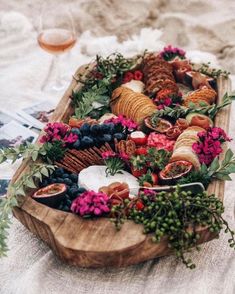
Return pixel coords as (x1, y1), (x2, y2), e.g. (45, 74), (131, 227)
(0, 6), (235, 294)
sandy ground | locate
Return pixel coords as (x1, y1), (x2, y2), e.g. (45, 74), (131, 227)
(0, 0), (235, 72)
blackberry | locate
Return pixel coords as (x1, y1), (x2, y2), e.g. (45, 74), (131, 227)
(54, 167), (64, 177)
(90, 124), (101, 135)
(63, 178), (73, 186)
(80, 123), (90, 135)
(73, 139), (80, 149)
(113, 132), (124, 140)
(71, 128), (81, 136)
(69, 173), (78, 182)
(81, 136), (94, 148)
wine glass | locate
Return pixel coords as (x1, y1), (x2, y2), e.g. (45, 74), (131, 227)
(37, 5), (76, 92)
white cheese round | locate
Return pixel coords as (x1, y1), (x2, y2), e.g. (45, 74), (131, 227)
(78, 165), (140, 196)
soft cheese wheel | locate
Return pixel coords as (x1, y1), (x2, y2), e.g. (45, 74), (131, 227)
(78, 165), (140, 194)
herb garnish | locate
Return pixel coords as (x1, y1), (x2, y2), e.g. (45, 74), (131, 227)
(178, 148), (235, 187)
(192, 62), (230, 79)
(0, 163), (55, 256)
(71, 52), (146, 120)
(151, 92), (233, 121)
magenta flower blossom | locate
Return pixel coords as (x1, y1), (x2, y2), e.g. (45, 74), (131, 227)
(160, 45), (186, 61)
(40, 122), (78, 145)
(142, 189), (156, 196)
(119, 152), (129, 161)
(102, 151), (116, 160)
(63, 133), (79, 144)
(192, 127), (231, 165)
(71, 191), (111, 217)
(104, 115), (138, 132)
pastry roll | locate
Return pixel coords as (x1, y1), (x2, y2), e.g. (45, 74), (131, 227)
(170, 146), (201, 170)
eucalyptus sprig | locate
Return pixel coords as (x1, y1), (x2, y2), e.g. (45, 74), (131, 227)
(188, 92), (233, 120)
(192, 62), (230, 79)
(0, 163), (55, 256)
(0, 143), (47, 164)
(0, 141), (66, 165)
(151, 92), (233, 121)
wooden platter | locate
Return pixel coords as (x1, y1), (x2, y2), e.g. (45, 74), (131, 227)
(10, 65), (232, 268)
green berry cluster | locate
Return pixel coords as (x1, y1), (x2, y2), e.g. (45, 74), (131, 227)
(112, 186), (235, 269)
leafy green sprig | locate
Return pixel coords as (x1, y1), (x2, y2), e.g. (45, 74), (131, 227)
(151, 92), (233, 121)
(72, 52), (146, 120)
(72, 78), (111, 119)
(0, 141), (66, 165)
(0, 163), (55, 256)
(192, 62), (230, 79)
(0, 140), (65, 256)
(178, 148), (235, 187)
(0, 143), (47, 164)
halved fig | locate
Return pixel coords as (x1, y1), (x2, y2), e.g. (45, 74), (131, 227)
(159, 160), (193, 185)
(144, 117), (173, 134)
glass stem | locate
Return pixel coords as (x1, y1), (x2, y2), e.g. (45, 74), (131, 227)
(53, 54), (63, 90)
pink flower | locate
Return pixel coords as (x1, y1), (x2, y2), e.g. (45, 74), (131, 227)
(102, 151), (116, 160)
(164, 97), (172, 106)
(192, 127), (231, 165)
(154, 95), (172, 108)
(104, 115), (138, 132)
(39, 122), (71, 144)
(119, 152), (129, 161)
(64, 133), (78, 144)
(71, 191), (111, 217)
(160, 45), (186, 61)
(143, 189), (156, 196)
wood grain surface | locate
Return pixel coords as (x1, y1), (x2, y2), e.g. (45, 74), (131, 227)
(10, 65), (232, 268)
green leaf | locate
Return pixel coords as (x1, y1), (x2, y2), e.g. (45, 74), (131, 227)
(41, 167), (49, 177)
(9, 197), (18, 207)
(15, 186), (25, 196)
(224, 164), (235, 173)
(213, 173), (232, 181)
(25, 178), (37, 189)
(209, 157), (220, 173)
(222, 149), (234, 166)
(34, 172), (43, 182)
(32, 151), (38, 161)
(200, 163), (208, 174)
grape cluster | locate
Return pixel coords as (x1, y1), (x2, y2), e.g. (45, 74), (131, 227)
(113, 186), (235, 269)
(40, 167), (86, 212)
(70, 122), (127, 150)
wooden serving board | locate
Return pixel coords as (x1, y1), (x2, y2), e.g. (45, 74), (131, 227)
(10, 65), (232, 268)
